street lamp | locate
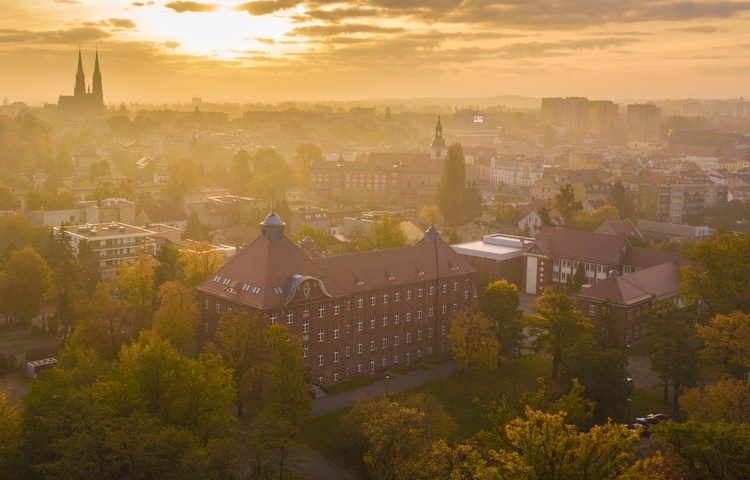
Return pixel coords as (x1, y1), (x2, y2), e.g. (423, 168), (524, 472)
(385, 375), (390, 397)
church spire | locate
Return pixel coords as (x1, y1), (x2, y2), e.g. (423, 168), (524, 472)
(92, 46), (103, 107)
(431, 115), (447, 160)
(74, 46), (86, 98)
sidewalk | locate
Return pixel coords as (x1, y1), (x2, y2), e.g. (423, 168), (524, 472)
(312, 359), (457, 417)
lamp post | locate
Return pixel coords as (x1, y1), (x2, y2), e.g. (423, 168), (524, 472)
(626, 398), (632, 425)
(385, 375), (390, 398)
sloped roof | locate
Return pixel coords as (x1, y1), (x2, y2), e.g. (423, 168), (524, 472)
(595, 219), (643, 240)
(621, 246), (688, 269)
(141, 203), (188, 222)
(574, 261), (681, 306)
(526, 227), (629, 265)
(198, 229), (476, 309)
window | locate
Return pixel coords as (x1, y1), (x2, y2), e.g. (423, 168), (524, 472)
(418, 330), (423, 341)
(370, 317), (376, 329)
(302, 318), (309, 333)
(394, 313), (399, 324)
(406, 333), (411, 343)
(589, 305), (597, 315)
(287, 310), (293, 324)
(382, 358), (387, 367)
(215, 303), (221, 313)
(383, 292), (388, 303)
(333, 302), (340, 315)
(418, 286), (423, 297)
(429, 286), (435, 296)
(371, 294), (376, 306)
(303, 344), (308, 358)
(394, 355), (399, 364)
(358, 319), (363, 331)
(318, 354), (324, 366)
(428, 328), (433, 338)
(406, 311), (412, 322)
(453, 302), (458, 312)
(394, 335), (399, 345)
(270, 313), (277, 324)
(441, 325), (446, 335)
(407, 288), (412, 300)
(318, 305), (325, 318)
(318, 328), (324, 342)
(417, 307), (423, 320)
(358, 362), (363, 373)
(346, 299), (351, 311)
(382, 338), (388, 349)
(395, 290), (401, 302)
(358, 295), (364, 308)
(333, 325), (339, 339)
(453, 280), (459, 291)
(464, 290), (469, 299)
(370, 340), (376, 351)
(204, 299), (209, 309)
(333, 372), (339, 382)
(441, 303), (447, 314)
(370, 361), (375, 374)
(382, 314), (388, 326)
(303, 306), (309, 315)
(428, 306), (434, 317)
(358, 342), (363, 354)
(417, 349), (422, 358)
(442, 282), (448, 293)
(346, 346), (351, 357)
(346, 322), (350, 334)
(333, 350), (339, 363)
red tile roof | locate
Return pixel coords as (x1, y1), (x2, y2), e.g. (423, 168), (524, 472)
(529, 227), (629, 265)
(574, 261), (681, 306)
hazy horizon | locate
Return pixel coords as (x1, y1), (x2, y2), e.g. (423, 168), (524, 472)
(3, 1), (750, 105)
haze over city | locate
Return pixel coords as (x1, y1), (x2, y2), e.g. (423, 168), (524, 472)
(3, 0), (750, 104)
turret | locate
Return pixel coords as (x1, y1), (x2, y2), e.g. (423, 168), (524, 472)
(431, 116), (447, 160)
(74, 46), (86, 98)
(260, 212), (286, 244)
(92, 47), (103, 107)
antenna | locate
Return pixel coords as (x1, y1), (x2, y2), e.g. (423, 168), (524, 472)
(271, 188), (275, 213)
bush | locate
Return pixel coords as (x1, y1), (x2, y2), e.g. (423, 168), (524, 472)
(0, 353), (17, 376)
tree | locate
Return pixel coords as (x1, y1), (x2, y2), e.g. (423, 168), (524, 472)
(67, 282), (124, 361)
(153, 282), (199, 355)
(538, 205), (553, 226)
(338, 394), (456, 480)
(293, 143), (322, 187)
(476, 280), (525, 361)
(696, 311), (750, 379)
(681, 378), (750, 424)
(681, 232), (750, 315)
(529, 287), (589, 379)
(75, 238), (100, 296)
(46, 260), (85, 338)
(608, 180), (635, 220)
(153, 243), (185, 289)
(229, 149), (252, 195)
(642, 303), (701, 418)
(0, 247), (50, 324)
(436, 143), (473, 227)
(553, 183), (583, 226)
(371, 215), (408, 250)
(181, 242), (225, 287)
(296, 224), (328, 248)
(652, 420), (750, 480)
(216, 310), (269, 419)
(116, 256), (157, 339)
(0, 388), (21, 479)
(448, 311), (500, 373)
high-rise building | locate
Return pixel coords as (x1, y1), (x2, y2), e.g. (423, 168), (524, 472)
(626, 104), (661, 142)
(57, 47), (104, 118)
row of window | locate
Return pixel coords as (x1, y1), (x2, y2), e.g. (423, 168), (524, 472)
(314, 324), (447, 345)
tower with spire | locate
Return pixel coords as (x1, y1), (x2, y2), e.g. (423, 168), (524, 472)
(430, 116), (447, 160)
(57, 47), (104, 118)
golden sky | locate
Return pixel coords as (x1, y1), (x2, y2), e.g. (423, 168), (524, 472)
(2, 0), (749, 104)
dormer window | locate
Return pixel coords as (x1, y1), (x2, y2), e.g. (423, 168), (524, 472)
(213, 275), (221, 282)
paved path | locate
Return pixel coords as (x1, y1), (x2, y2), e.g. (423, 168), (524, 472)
(312, 359), (456, 417)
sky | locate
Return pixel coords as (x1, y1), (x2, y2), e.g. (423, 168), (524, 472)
(1, 0), (750, 105)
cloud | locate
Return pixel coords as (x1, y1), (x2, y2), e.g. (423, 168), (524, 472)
(108, 18), (137, 29)
(54, 0), (81, 4)
(132, 1), (155, 5)
(163, 41), (181, 49)
(669, 25), (724, 33)
(0, 27), (110, 45)
(288, 24), (406, 37)
(164, 1), (218, 13)
(255, 37), (276, 44)
(235, 0), (302, 16)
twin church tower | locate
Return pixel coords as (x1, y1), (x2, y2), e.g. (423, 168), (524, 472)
(57, 47), (104, 118)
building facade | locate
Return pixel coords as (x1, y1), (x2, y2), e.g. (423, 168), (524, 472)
(197, 213), (477, 387)
(57, 48), (104, 118)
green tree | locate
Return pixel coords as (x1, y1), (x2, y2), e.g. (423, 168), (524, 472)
(296, 224), (328, 248)
(67, 282), (123, 361)
(476, 280), (525, 361)
(229, 149), (253, 195)
(0, 247), (50, 324)
(608, 180), (635, 220)
(181, 242), (225, 287)
(696, 311), (750, 379)
(371, 215), (407, 250)
(681, 232), (750, 315)
(75, 238), (100, 296)
(448, 311), (500, 373)
(642, 303), (700, 418)
(46, 260), (85, 338)
(216, 310), (269, 419)
(116, 256), (157, 339)
(529, 287), (589, 380)
(0, 388), (21, 479)
(436, 143), (468, 227)
(153, 282), (199, 355)
(153, 243), (185, 289)
(652, 420), (750, 480)
(553, 183), (583, 226)
(681, 378), (750, 424)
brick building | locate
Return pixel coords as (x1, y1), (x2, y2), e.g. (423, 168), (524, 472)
(197, 212), (477, 387)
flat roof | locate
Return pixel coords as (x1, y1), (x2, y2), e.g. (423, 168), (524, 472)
(60, 222), (155, 239)
(451, 234), (534, 261)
